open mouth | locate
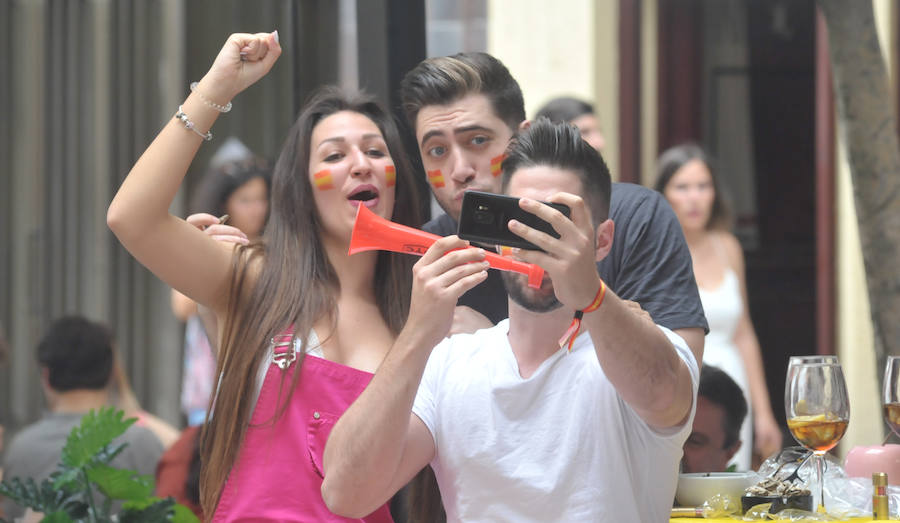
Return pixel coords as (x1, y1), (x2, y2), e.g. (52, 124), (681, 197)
(348, 185), (380, 208)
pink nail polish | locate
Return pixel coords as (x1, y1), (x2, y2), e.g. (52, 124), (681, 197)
(272, 30), (279, 45)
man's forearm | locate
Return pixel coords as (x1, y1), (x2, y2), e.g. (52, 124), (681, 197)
(321, 327), (433, 516)
(584, 289), (694, 428)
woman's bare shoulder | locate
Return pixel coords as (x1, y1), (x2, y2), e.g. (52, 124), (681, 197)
(715, 230), (745, 270)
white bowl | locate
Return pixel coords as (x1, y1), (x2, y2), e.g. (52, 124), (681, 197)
(675, 472), (757, 507)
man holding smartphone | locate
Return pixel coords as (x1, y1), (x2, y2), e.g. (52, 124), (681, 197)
(322, 120), (699, 521)
(402, 52), (707, 361)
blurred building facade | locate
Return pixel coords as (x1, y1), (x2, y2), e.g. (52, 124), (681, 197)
(0, 0), (424, 433)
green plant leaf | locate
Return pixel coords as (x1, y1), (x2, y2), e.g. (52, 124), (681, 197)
(172, 503), (201, 523)
(0, 477), (77, 515)
(93, 441), (127, 466)
(0, 477), (42, 510)
(119, 497), (175, 522)
(40, 511), (75, 523)
(1, 408), (175, 522)
(121, 496), (168, 511)
(86, 464), (153, 501)
(60, 407), (135, 470)
(50, 469), (80, 491)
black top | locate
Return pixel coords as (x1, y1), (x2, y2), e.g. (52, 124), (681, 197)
(422, 183), (708, 333)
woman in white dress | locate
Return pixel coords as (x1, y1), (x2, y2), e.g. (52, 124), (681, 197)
(655, 144), (781, 470)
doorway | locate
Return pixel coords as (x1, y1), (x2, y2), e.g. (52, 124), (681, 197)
(658, 0), (820, 434)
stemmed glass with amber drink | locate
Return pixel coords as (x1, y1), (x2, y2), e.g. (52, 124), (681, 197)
(785, 362), (850, 513)
(883, 356), (900, 440)
(785, 355), (839, 394)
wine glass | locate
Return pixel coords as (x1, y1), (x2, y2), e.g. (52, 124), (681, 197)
(785, 362), (850, 513)
(883, 356), (900, 440)
(785, 355), (839, 397)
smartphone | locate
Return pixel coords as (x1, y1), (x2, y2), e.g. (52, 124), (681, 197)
(457, 190), (570, 250)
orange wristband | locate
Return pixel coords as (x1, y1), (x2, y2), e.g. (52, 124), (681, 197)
(558, 279), (607, 352)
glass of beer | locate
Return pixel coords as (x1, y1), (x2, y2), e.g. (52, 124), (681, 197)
(883, 356), (900, 440)
(785, 362), (850, 513)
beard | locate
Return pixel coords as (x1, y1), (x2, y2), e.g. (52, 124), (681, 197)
(501, 270), (563, 313)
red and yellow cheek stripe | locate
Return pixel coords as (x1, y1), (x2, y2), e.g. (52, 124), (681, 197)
(313, 169), (334, 190)
(427, 169), (445, 188)
(385, 165), (396, 187)
(490, 153), (507, 177)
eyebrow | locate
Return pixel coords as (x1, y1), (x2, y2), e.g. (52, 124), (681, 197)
(420, 125), (493, 148)
(317, 133), (384, 149)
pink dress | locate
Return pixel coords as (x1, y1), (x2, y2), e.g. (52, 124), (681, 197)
(212, 331), (394, 522)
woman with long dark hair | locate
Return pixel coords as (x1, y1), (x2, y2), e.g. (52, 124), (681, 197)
(108, 32), (487, 520)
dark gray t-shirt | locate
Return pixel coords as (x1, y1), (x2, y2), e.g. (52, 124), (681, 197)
(423, 183), (708, 332)
(1, 411), (165, 519)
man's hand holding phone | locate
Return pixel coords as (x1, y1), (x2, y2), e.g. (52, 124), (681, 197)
(505, 193), (608, 311)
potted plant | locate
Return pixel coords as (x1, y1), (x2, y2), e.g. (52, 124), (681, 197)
(0, 407), (197, 522)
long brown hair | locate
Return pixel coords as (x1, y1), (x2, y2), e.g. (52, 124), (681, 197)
(199, 87), (422, 516)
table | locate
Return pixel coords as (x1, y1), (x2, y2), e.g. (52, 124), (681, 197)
(672, 518), (887, 522)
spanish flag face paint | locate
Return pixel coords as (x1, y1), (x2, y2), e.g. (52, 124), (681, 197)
(427, 169), (445, 189)
(385, 165), (396, 187)
(313, 169), (334, 190)
(490, 153), (507, 177)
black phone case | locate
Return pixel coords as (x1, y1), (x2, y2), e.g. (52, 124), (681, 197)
(457, 191), (570, 250)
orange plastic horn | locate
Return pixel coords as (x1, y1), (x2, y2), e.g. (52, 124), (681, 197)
(349, 204), (544, 289)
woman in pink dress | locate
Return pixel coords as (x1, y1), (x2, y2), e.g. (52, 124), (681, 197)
(108, 32), (486, 521)
(656, 144), (782, 470)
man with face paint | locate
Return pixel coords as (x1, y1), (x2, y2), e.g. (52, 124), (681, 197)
(404, 52), (707, 360)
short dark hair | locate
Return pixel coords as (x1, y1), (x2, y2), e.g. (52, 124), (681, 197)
(501, 118), (612, 224)
(698, 365), (747, 449)
(534, 96), (595, 124)
(400, 52), (526, 133)
(36, 316), (114, 391)
(654, 143), (731, 230)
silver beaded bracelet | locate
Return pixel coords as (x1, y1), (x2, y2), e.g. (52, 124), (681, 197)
(190, 82), (232, 113)
(174, 105), (213, 141)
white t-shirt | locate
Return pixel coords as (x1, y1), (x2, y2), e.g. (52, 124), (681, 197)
(412, 320), (699, 522)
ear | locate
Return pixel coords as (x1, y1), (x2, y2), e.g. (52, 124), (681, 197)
(518, 119), (531, 131)
(594, 219), (615, 262)
(40, 367), (58, 408)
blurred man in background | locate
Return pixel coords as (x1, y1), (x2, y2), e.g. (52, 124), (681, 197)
(1, 316), (164, 519)
(682, 365), (748, 473)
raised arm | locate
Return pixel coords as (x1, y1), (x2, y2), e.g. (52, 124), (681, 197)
(107, 32), (280, 312)
(321, 236), (488, 518)
(512, 194), (695, 430)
